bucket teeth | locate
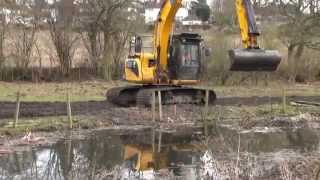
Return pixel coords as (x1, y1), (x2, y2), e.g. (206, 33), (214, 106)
(229, 49), (281, 71)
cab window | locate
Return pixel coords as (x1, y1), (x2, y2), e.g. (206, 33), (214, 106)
(126, 60), (138, 69)
(181, 44), (199, 67)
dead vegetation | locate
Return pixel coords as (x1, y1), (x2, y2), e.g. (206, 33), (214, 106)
(0, 81), (318, 137)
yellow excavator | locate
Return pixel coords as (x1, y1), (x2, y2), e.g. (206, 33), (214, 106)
(107, 0), (281, 106)
(123, 143), (201, 173)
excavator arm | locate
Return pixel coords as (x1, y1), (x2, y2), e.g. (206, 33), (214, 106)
(235, 0), (260, 49)
(153, 0), (281, 72)
(153, 0), (183, 81)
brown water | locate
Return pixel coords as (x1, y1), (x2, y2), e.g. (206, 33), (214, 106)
(0, 127), (319, 180)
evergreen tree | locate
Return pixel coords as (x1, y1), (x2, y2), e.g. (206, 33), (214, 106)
(191, 0), (211, 22)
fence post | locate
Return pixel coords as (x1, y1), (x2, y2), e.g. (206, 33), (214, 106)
(152, 91), (156, 122)
(204, 90), (210, 136)
(158, 91), (162, 121)
(282, 87), (287, 114)
(78, 68), (81, 81)
(158, 131), (162, 153)
(152, 128), (156, 153)
(67, 90), (73, 129)
(13, 91), (21, 128)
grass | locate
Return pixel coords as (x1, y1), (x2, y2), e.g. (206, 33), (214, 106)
(0, 80), (318, 135)
(0, 115), (112, 136)
(205, 103), (319, 130)
(208, 104), (319, 120)
(0, 80), (122, 102)
(0, 80), (319, 102)
(210, 82), (320, 98)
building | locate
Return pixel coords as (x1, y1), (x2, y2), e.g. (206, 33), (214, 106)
(142, 0), (197, 24)
(142, 0), (213, 28)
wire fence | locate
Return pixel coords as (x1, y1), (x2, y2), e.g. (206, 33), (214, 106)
(0, 86), (319, 130)
(0, 88), (99, 129)
(0, 88), (213, 131)
(0, 66), (120, 82)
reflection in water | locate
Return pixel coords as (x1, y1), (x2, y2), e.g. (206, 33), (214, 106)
(0, 128), (319, 179)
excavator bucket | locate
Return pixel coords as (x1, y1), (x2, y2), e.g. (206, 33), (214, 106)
(229, 49), (281, 71)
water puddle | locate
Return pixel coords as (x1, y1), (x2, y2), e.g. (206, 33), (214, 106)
(0, 127), (319, 179)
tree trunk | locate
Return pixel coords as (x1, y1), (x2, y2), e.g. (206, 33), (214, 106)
(0, 13), (6, 68)
(0, 30), (4, 67)
(293, 44), (304, 82)
(287, 44), (296, 83)
(102, 31), (111, 80)
(287, 44), (304, 83)
(88, 30), (99, 69)
(103, 31), (110, 57)
(0, 44), (4, 68)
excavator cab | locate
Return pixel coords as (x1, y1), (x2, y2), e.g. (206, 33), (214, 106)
(169, 33), (202, 80)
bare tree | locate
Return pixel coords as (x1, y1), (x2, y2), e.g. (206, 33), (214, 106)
(5, 0), (44, 71)
(278, 0), (320, 82)
(211, 0), (235, 27)
(0, 2), (8, 68)
(76, 0), (135, 62)
(75, 0), (107, 69)
(47, 0), (79, 76)
(75, 0), (143, 79)
(107, 15), (141, 79)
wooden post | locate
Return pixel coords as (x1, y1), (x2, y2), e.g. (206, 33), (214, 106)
(13, 91), (21, 128)
(78, 68), (81, 81)
(205, 90), (209, 117)
(158, 131), (162, 153)
(282, 87), (287, 114)
(152, 127), (157, 170)
(66, 136), (73, 180)
(269, 95), (273, 113)
(152, 91), (156, 122)
(158, 91), (162, 121)
(152, 128), (156, 153)
(204, 90), (210, 136)
(67, 91), (73, 129)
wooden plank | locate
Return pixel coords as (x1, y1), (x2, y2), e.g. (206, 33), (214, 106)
(290, 101), (320, 107)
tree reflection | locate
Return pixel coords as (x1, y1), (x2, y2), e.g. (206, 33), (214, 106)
(0, 128), (319, 179)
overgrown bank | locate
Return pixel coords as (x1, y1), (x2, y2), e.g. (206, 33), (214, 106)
(0, 81), (319, 136)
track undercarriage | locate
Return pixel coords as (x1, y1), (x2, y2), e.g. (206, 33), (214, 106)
(106, 85), (216, 107)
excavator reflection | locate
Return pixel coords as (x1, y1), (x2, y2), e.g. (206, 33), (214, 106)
(117, 130), (208, 177)
(123, 143), (203, 173)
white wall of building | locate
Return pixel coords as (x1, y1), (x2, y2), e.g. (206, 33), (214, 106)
(145, 7), (189, 24)
(144, 0), (212, 24)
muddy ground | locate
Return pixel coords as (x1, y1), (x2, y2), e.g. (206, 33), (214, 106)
(0, 95), (319, 120)
(0, 95), (319, 179)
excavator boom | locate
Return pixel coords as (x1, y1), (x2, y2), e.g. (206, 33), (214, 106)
(154, 0), (182, 75)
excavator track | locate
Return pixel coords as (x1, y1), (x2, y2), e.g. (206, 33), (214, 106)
(107, 85), (216, 107)
(106, 86), (141, 107)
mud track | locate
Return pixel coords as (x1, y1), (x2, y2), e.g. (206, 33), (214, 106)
(0, 96), (319, 120)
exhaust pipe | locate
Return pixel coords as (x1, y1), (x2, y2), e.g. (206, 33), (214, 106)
(229, 49), (281, 71)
